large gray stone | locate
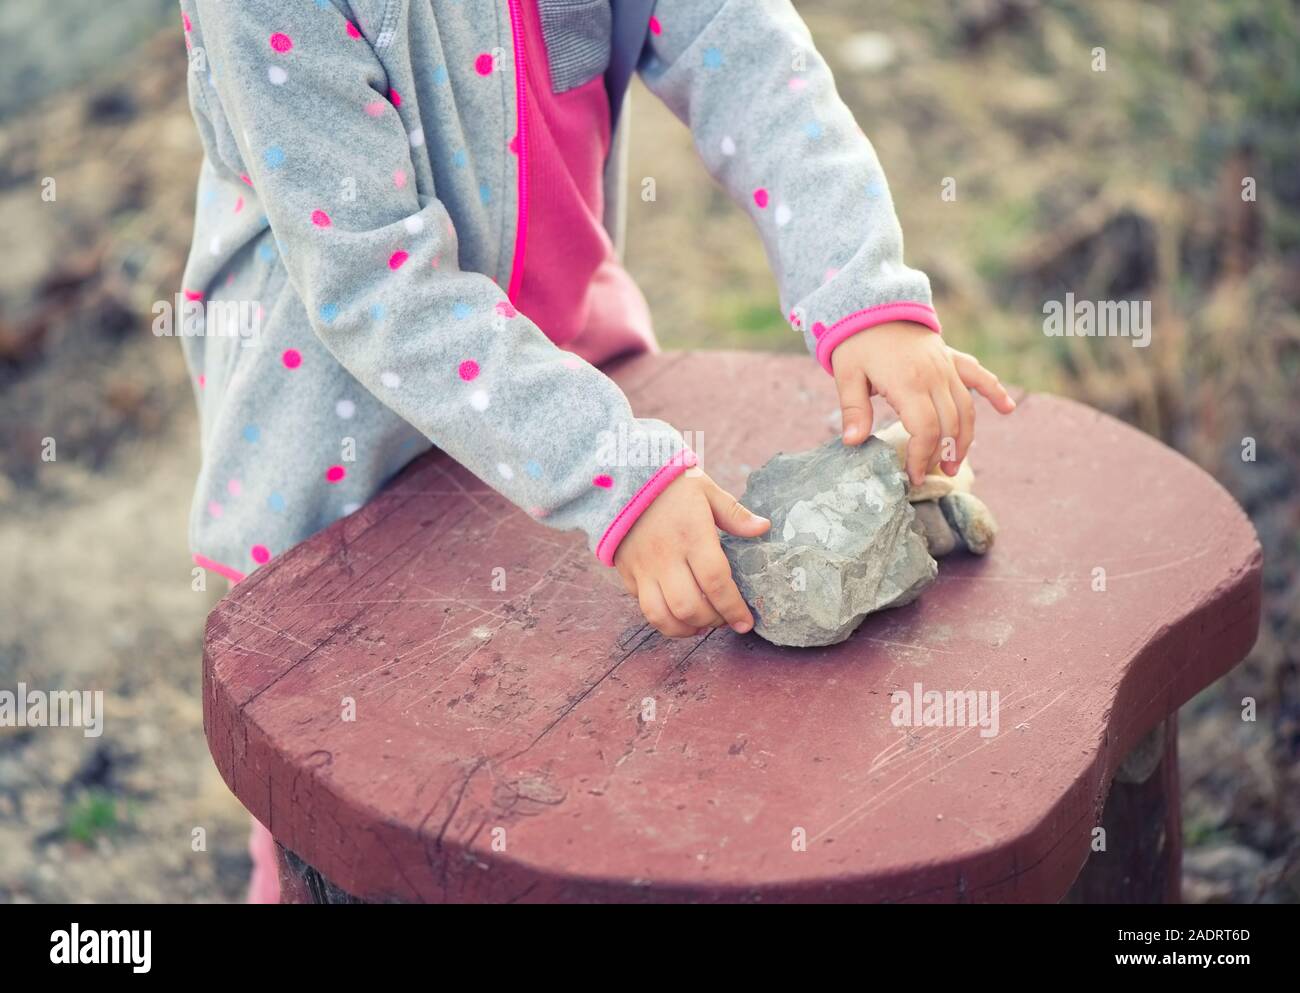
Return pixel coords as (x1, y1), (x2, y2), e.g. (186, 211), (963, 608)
(722, 437), (937, 647)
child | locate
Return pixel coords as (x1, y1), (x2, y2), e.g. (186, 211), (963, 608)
(178, 0), (1014, 901)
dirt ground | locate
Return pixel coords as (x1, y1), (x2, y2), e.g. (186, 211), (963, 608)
(1, 0), (1296, 902)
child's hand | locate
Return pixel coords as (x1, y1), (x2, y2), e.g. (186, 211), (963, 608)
(831, 322), (1016, 485)
(614, 472), (770, 638)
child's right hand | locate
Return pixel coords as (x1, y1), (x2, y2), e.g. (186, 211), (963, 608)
(614, 472), (771, 638)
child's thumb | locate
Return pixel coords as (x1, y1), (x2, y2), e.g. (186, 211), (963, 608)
(706, 482), (771, 538)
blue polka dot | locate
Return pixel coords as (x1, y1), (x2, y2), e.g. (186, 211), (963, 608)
(804, 121), (823, 139)
(524, 461), (542, 479)
(866, 179), (886, 199)
(242, 424), (260, 443)
(452, 302), (472, 319)
(201, 189), (218, 207)
(320, 303), (340, 323)
(451, 149), (467, 168)
(370, 303), (386, 321)
(264, 146), (285, 169)
(479, 183), (492, 205)
(257, 242), (277, 263)
(432, 65), (449, 85)
(268, 492), (286, 512)
(703, 48), (724, 69)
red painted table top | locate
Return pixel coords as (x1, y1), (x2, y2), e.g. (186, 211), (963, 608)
(203, 352), (1261, 902)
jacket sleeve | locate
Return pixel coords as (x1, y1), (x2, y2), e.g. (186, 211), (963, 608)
(638, 0), (941, 373)
(190, 0), (691, 565)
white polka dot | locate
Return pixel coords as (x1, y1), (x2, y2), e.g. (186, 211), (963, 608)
(268, 66), (288, 85)
(208, 235), (222, 255)
(380, 371), (401, 389)
(468, 389), (490, 411)
(404, 215), (425, 234)
(775, 203), (793, 226)
(721, 135), (737, 156)
(335, 399), (356, 419)
(342, 502), (361, 515)
(497, 463), (514, 480)
(409, 128), (425, 148)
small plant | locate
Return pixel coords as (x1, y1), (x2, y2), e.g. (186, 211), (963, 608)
(64, 790), (124, 845)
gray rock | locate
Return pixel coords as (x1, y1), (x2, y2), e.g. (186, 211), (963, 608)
(722, 438), (937, 647)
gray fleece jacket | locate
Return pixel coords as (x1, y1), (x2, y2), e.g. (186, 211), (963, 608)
(175, 0), (937, 582)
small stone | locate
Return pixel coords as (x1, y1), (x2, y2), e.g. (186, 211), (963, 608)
(912, 500), (959, 557)
(722, 437), (937, 647)
(939, 491), (998, 554)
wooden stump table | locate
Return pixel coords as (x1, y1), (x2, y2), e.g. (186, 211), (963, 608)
(202, 351), (1262, 903)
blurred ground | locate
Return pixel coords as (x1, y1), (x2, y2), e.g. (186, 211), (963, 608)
(0, 0), (1296, 902)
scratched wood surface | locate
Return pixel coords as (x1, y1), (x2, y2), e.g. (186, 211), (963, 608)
(203, 351), (1262, 902)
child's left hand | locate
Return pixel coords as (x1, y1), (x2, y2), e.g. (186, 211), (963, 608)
(830, 322), (1017, 485)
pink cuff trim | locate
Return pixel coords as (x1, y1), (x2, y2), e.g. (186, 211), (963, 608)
(814, 302), (941, 374)
(596, 449), (698, 567)
(194, 553), (246, 585)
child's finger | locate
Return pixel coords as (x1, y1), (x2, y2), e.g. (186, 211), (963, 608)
(929, 382), (960, 476)
(661, 565), (726, 632)
(688, 546), (754, 634)
(898, 396), (941, 486)
(704, 482), (771, 538)
(833, 364), (874, 445)
(638, 580), (699, 639)
(949, 371), (976, 466)
(951, 350), (1016, 413)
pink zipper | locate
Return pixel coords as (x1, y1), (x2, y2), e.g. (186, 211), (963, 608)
(506, 0), (529, 301)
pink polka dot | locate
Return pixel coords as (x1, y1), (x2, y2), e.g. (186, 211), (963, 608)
(812, 321), (827, 340)
(389, 88), (402, 108)
(788, 77), (809, 92)
(823, 267), (840, 284)
(788, 310), (802, 329)
(182, 12), (192, 32)
(753, 188), (770, 208)
(269, 33), (293, 53)
(207, 500), (222, 518)
(458, 359), (480, 381)
(561, 357), (582, 370)
(475, 53), (494, 75)
(251, 545), (271, 565)
(494, 300), (517, 318)
(346, 21), (361, 39)
(593, 474), (614, 489)
(184, 289), (204, 302)
(431, 255), (441, 269)
(325, 465), (347, 483)
(227, 478), (243, 497)
(649, 15), (662, 35)
(393, 169), (407, 189)
(240, 173), (253, 187)
(282, 348), (302, 369)
(311, 209), (331, 228)
(388, 250), (409, 270)
(197, 374), (206, 388)
(365, 100), (387, 117)
(528, 506), (549, 518)
(234, 196), (244, 213)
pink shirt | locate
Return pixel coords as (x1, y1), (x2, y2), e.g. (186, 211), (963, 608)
(513, 0), (657, 365)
